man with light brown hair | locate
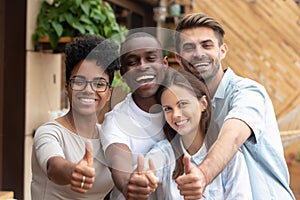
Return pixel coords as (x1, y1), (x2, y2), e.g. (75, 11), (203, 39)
(174, 13), (295, 199)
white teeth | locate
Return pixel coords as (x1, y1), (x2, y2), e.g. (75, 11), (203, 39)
(175, 119), (188, 126)
(80, 98), (95, 103)
(136, 75), (155, 82)
(194, 63), (209, 67)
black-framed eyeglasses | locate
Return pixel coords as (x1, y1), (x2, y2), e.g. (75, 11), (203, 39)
(69, 77), (110, 92)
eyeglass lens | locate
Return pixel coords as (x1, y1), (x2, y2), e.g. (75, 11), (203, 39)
(70, 77), (108, 92)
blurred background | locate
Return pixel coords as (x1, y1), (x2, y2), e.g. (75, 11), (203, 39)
(0, 0), (300, 199)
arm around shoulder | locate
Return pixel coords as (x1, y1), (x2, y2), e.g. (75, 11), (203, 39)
(200, 118), (252, 183)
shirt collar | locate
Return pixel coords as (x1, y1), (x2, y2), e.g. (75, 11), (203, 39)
(213, 67), (235, 100)
(179, 137), (207, 165)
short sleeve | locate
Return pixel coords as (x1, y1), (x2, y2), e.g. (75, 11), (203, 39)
(100, 111), (131, 152)
(225, 83), (267, 143)
(33, 123), (65, 174)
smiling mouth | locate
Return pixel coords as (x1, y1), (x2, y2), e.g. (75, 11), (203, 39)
(135, 75), (155, 84)
(79, 98), (96, 103)
(193, 62), (210, 68)
(175, 119), (188, 126)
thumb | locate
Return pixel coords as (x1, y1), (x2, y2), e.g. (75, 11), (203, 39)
(146, 158), (159, 186)
(183, 154), (192, 174)
(148, 158), (156, 176)
(137, 154), (144, 174)
(83, 140), (93, 167)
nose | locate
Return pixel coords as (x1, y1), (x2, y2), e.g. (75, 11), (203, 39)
(138, 59), (150, 70)
(83, 81), (95, 93)
(193, 45), (206, 58)
(172, 107), (182, 119)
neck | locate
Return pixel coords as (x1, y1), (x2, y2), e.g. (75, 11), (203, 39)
(182, 129), (205, 155)
(65, 112), (98, 138)
(205, 69), (224, 98)
(132, 93), (160, 113)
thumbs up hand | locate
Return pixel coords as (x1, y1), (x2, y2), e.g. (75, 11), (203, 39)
(71, 140), (95, 193)
(176, 154), (207, 199)
(126, 155), (159, 200)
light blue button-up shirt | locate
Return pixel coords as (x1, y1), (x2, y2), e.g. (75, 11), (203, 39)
(146, 138), (252, 200)
(210, 67), (295, 199)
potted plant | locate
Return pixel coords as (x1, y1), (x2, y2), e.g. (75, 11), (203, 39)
(32, 0), (127, 49)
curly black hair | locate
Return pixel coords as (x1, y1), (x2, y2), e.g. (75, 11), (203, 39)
(64, 35), (120, 84)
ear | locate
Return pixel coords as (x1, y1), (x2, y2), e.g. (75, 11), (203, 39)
(175, 53), (183, 66)
(220, 43), (228, 60)
(163, 56), (168, 66)
(65, 83), (69, 96)
(199, 95), (208, 112)
(120, 65), (126, 76)
(105, 87), (112, 102)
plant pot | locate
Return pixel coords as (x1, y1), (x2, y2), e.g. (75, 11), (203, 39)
(35, 37), (73, 53)
(38, 36), (73, 43)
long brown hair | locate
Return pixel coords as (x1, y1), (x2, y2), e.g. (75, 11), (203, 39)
(157, 69), (212, 179)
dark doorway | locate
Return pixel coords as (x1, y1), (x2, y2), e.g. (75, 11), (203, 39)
(0, 0), (26, 199)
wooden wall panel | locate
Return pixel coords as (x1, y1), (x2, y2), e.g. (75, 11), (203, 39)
(185, 0), (300, 129)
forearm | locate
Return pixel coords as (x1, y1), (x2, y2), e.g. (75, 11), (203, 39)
(111, 168), (132, 196)
(200, 119), (251, 184)
(106, 143), (134, 196)
(200, 135), (240, 183)
(47, 156), (76, 185)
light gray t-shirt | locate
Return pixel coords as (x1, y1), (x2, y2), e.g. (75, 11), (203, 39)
(31, 121), (113, 200)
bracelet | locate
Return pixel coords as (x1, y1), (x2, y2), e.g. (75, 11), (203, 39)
(199, 167), (209, 186)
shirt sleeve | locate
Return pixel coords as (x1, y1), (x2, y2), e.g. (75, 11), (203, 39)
(33, 123), (65, 174)
(225, 82), (268, 143)
(144, 140), (174, 182)
(100, 111), (130, 153)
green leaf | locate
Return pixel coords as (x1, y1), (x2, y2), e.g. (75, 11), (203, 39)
(90, 0), (101, 6)
(64, 13), (74, 25)
(80, 2), (90, 16)
(91, 9), (104, 22)
(72, 21), (85, 34)
(75, 0), (81, 7)
(48, 31), (59, 48)
(80, 15), (92, 25)
(32, 33), (39, 45)
(51, 21), (63, 37)
(103, 26), (111, 37)
(85, 24), (97, 35)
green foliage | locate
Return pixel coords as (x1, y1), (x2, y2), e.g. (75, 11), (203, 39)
(32, 0), (128, 48)
(111, 71), (130, 93)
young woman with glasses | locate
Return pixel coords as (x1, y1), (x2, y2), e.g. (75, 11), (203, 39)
(31, 35), (119, 200)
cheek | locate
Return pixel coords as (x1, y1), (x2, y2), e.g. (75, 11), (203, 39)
(180, 52), (191, 61)
(99, 91), (111, 103)
(164, 113), (175, 128)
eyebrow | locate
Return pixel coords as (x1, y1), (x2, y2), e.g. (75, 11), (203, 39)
(161, 99), (190, 107)
(183, 39), (214, 46)
(71, 75), (106, 81)
(71, 75), (85, 79)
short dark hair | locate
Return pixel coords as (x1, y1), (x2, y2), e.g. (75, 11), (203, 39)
(119, 32), (163, 65)
(175, 13), (225, 52)
(64, 35), (119, 84)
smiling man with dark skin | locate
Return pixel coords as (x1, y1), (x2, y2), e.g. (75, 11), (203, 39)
(100, 32), (168, 200)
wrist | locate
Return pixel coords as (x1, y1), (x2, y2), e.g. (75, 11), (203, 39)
(198, 167), (209, 186)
